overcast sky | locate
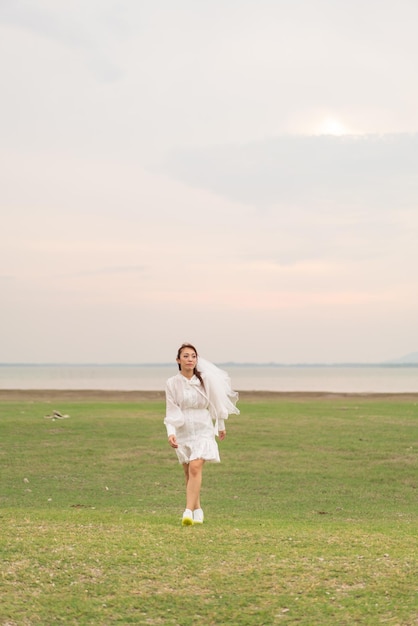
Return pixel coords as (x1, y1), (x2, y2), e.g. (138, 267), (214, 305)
(1, 0), (417, 364)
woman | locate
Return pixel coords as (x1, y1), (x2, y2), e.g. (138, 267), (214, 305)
(164, 343), (240, 526)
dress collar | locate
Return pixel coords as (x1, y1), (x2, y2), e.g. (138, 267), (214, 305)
(179, 373), (200, 386)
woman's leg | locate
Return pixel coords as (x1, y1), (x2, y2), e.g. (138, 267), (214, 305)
(185, 459), (205, 511)
(182, 462), (190, 486)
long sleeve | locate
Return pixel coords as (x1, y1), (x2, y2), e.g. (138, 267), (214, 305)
(165, 421), (176, 438)
(164, 378), (185, 436)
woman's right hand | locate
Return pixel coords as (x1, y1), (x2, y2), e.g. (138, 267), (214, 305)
(168, 435), (178, 448)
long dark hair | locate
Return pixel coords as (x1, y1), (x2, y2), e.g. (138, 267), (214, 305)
(177, 342), (205, 390)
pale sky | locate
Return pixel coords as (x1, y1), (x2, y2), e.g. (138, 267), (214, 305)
(1, 0), (418, 364)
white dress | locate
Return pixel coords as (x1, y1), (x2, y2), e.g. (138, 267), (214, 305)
(165, 371), (237, 464)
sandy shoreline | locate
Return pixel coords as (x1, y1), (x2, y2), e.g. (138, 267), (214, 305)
(1, 389), (418, 402)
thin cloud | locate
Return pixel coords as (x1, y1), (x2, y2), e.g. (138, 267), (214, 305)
(0, 1), (123, 81)
(163, 133), (418, 212)
(0, 1), (92, 49)
(72, 265), (147, 277)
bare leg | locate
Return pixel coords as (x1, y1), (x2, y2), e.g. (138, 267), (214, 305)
(184, 459), (205, 511)
(182, 463), (190, 489)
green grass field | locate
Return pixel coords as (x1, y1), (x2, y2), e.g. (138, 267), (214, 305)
(1, 393), (417, 625)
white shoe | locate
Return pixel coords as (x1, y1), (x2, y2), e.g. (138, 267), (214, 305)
(193, 508), (204, 524)
(182, 509), (193, 526)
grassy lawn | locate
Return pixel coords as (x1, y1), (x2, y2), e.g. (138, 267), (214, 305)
(1, 393), (417, 625)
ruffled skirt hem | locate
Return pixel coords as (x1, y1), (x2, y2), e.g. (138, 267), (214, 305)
(175, 438), (220, 464)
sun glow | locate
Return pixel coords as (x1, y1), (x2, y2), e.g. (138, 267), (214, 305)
(316, 117), (348, 136)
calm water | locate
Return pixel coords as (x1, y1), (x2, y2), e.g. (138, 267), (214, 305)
(1, 364), (418, 393)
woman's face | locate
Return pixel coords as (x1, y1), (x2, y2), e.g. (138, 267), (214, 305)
(177, 347), (197, 376)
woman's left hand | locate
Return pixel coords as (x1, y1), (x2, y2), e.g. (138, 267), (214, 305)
(218, 430), (226, 441)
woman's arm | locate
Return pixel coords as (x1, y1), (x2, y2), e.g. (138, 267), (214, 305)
(164, 378), (184, 438)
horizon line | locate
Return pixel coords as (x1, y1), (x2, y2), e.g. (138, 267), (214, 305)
(1, 361), (418, 367)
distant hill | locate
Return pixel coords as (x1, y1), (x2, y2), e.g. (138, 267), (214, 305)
(386, 352), (418, 364)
